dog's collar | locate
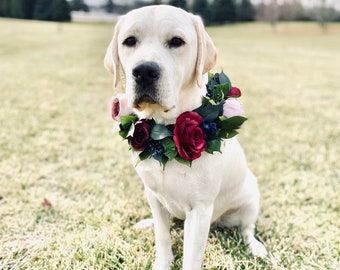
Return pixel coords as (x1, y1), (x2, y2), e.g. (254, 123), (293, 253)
(112, 71), (247, 167)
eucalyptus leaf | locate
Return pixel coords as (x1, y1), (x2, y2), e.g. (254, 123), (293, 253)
(151, 124), (172, 140)
(219, 70), (232, 87)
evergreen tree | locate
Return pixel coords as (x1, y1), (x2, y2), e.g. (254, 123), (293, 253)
(0, 0), (10, 17)
(9, 0), (24, 18)
(168, 0), (187, 11)
(211, 0), (236, 24)
(51, 0), (71, 22)
(105, 0), (114, 13)
(237, 0), (255, 21)
(22, 0), (37, 19)
(192, 0), (211, 25)
(70, 0), (89, 12)
(33, 0), (70, 21)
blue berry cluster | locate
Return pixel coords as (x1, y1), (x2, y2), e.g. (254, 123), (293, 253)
(149, 140), (164, 159)
(201, 121), (218, 141)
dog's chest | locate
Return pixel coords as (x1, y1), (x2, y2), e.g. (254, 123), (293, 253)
(134, 154), (229, 220)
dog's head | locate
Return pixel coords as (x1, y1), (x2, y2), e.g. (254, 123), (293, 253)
(105, 5), (217, 123)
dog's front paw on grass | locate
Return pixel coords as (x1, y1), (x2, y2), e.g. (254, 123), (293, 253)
(249, 239), (268, 258)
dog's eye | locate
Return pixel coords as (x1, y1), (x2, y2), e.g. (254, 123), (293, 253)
(168, 37), (185, 48)
(123, 36), (137, 47)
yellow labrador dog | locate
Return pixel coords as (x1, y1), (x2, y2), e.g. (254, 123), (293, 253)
(105, 5), (267, 270)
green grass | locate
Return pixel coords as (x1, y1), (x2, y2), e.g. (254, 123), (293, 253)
(0, 18), (339, 269)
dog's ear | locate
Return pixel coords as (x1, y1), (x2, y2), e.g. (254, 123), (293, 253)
(104, 18), (122, 88)
(192, 15), (217, 87)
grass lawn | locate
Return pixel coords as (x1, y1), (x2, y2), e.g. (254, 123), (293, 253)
(0, 18), (339, 269)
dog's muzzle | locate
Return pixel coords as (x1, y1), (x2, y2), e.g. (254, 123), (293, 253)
(132, 61), (161, 108)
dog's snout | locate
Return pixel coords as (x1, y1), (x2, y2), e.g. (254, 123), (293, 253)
(132, 62), (161, 86)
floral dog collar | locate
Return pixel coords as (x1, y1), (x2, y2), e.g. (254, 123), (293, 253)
(110, 71), (247, 167)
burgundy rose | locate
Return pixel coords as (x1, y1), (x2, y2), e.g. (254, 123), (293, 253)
(173, 111), (206, 161)
(227, 87), (241, 98)
(128, 120), (151, 151)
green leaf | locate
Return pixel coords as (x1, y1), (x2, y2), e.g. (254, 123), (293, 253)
(151, 124), (172, 140)
(194, 102), (224, 122)
(161, 156), (169, 169)
(217, 129), (239, 139)
(219, 70), (232, 86)
(226, 130), (239, 139)
(139, 148), (151, 161)
(120, 115), (138, 129)
(206, 139), (222, 154)
(119, 115), (138, 139)
(218, 116), (247, 130)
(215, 83), (230, 99)
(174, 155), (192, 167)
(162, 138), (177, 160)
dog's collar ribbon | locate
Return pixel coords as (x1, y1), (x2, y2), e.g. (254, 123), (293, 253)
(110, 71), (247, 167)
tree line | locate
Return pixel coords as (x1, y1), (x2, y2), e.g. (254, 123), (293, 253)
(1, 0), (339, 24)
(0, 0), (71, 21)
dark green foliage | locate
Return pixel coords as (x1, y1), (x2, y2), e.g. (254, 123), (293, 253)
(51, 0), (71, 22)
(0, 0), (70, 22)
(192, 0), (211, 25)
(70, 0), (89, 12)
(33, 0), (52, 21)
(211, 0), (237, 24)
(168, 0), (187, 11)
(237, 0), (255, 21)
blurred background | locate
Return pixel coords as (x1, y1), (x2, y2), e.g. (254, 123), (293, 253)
(1, 0), (340, 27)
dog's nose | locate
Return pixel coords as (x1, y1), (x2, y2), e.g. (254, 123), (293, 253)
(132, 62), (161, 86)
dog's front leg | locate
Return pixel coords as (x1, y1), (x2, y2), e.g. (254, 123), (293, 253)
(182, 204), (213, 270)
(145, 187), (173, 270)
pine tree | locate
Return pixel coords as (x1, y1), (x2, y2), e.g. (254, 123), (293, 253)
(105, 0), (114, 13)
(192, 0), (211, 25)
(51, 0), (71, 22)
(9, 0), (24, 18)
(33, 0), (70, 22)
(168, 0), (187, 11)
(1, 0), (11, 17)
(211, 0), (237, 24)
(237, 0), (255, 21)
(22, 0), (37, 19)
(70, 0), (89, 12)
(33, 0), (52, 21)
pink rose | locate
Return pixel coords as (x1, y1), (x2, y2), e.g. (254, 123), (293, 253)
(223, 98), (245, 118)
(110, 94), (133, 121)
(227, 87), (241, 98)
(173, 111), (206, 161)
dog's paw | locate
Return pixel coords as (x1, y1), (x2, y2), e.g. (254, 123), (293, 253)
(133, 218), (154, 230)
(153, 255), (173, 270)
(249, 239), (268, 258)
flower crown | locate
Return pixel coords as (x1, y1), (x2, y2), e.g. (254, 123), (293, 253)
(110, 71), (247, 167)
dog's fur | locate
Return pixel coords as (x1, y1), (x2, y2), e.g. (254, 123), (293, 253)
(105, 5), (267, 270)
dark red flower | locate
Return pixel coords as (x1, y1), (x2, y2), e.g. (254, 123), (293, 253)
(128, 120), (151, 151)
(173, 111), (206, 161)
(227, 87), (241, 98)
